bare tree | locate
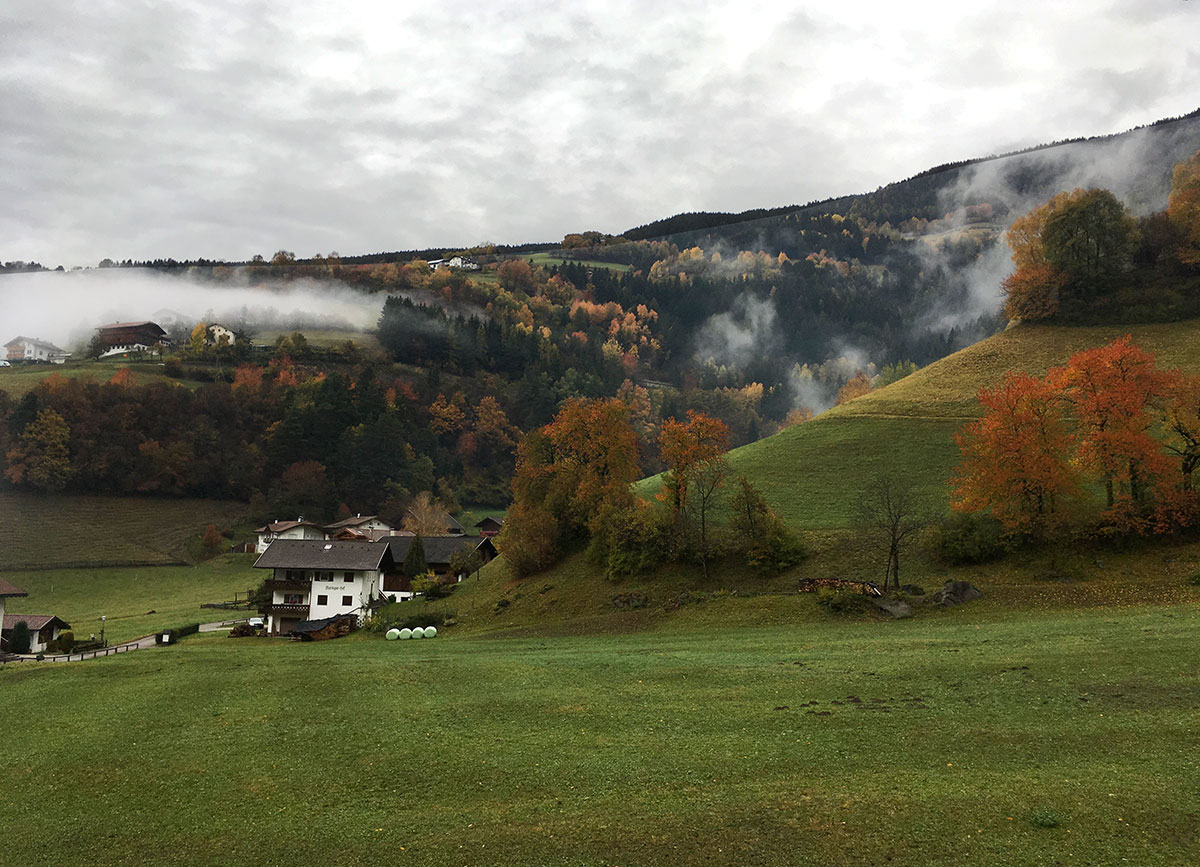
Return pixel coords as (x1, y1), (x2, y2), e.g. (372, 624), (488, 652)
(856, 476), (924, 593)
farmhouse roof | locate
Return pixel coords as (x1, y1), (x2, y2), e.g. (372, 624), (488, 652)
(0, 578), (28, 598)
(323, 514), (389, 531)
(2, 614), (70, 631)
(377, 534), (493, 566)
(5, 336), (66, 353)
(474, 516), (504, 528)
(253, 540), (395, 571)
(254, 519), (322, 534)
(95, 320), (166, 333)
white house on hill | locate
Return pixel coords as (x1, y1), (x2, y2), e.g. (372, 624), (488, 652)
(253, 540), (399, 636)
(4, 336), (70, 364)
(253, 519), (327, 554)
(1, 614), (71, 654)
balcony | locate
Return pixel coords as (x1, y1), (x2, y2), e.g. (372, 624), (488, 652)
(266, 602), (310, 616)
(265, 577), (311, 592)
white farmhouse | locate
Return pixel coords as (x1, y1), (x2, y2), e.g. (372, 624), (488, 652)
(4, 336), (70, 364)
(252, 540), (399, 636)
(1, 614), (71, 654)
(253, 519), (327, 554)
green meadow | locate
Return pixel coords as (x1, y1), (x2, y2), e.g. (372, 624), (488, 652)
(3, 602), (1199, 866)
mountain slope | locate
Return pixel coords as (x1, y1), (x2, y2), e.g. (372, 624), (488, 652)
(713, 317), (1200, 530)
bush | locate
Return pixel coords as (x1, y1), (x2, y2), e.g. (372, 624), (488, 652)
(412, 572), (456, 600)
(393, 611), (451, 631)
(816, 588), (877, 616)
(932, 514), (1007, 565)
(45, 630), (75, 654)
(602, 504), (673, 579)
(9, 620), (32, 654)
(746, 531), (807, 576)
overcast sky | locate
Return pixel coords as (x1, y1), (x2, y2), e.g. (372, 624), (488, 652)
(2, 0), (1197, 267)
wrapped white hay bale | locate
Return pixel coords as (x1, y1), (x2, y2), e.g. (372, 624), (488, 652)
(423, 626), (438, 638)
(385, 628), (400, 641)
(409, 627), (424, 639)
(398, 628), (413, 640)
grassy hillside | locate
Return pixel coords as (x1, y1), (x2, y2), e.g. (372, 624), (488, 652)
(3, 556), (258, 643)
(3, 603), (1200, 866)
(713, 318), (1200, 530)
(0, 360), (181, 396)
(0, 492), (247, 569)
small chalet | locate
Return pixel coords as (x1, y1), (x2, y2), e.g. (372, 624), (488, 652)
(95, 320), (168, 357)
(254, 518), (327, 554)
(253, 540), (397, 636)
(376, 534), (497, 596)
(323, 514), (394, 535)
(0, 578), (29, 651)
(205, 323), (236, 347)
(4, 336), (70, 364)
(474, 516), (504, 537)
(1, 614), (71, 655)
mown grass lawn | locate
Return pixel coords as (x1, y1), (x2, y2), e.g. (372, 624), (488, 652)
(4, 556), (258, 644)
(2, 604), (1198, 866)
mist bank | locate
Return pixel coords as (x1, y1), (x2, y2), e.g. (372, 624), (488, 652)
(0, 268), (386, 350)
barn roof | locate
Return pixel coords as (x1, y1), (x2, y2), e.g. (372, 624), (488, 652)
(2, 614), (70, 631)
(253, 540), (394, 571)
(0, 578), (28, 598)
(324, 514), (390, 531)
(377, 534), (493, 566)
(95, 321), (166, 333)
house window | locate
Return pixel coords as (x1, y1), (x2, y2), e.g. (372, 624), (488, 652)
(284, 593), (303, 605)
(317, 594), (328, 606)
(343, 571), (354, 582)
(342, 595), (352, 606)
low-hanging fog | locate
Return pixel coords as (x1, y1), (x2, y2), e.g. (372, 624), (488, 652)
(0, 268), (385, 351)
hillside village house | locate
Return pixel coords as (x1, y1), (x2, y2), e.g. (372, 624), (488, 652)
(0, 578), (28, 651)
(95, 320), (168, 358)
(205, 323), (235, 346)
(0, 577), (70, 655)
(4, 336), (70, 364)
(1, 615), (71, 655)
(324, 514), (394, 536)
(254, 519), (327, 554)
(474, 516), (504, 537)
(253, 540), (398, 636)
(377, 534), (497, 595)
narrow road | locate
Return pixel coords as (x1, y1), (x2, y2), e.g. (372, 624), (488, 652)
(2, 618), (249, 664)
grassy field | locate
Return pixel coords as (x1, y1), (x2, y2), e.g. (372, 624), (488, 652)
(254, 328), (382, 350)
(3, 555), (259, 644)
(0, 360), (181, 396)
(684, 318), (1200, 530)
(0, 492), (247, 570)
(527, 251), (633, 272)
(3, 599), (1199, 866)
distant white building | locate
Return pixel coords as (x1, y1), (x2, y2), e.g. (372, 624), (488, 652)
(4, 336), (70, 364)
(205, 324), (236, 346)
(253, 519), (327, 554)
(428, 255), (480, 272)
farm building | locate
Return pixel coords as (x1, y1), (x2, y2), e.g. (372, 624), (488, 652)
(94, 320), (168, 357)
(1, 614), (71, 655)
(4, 336), (70, 364)
(205, 323), (235, 346)
(253, 519), (327, 554)
(0, 578), (29, 651)
(376, 534), (497, 595)
(323, 514), (394, 535)
(474, 516), (504, 537)
(253, 540), (398, 636)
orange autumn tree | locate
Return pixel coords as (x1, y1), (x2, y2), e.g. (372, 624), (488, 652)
(500, 397), (641, 577)
(1049, 336), (1182, 530)
(1000, 190), (1082, 321)
(658, 410), (731, 518)
(952, 371), (1080, 533)
(1163, 374), (1200, 490)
